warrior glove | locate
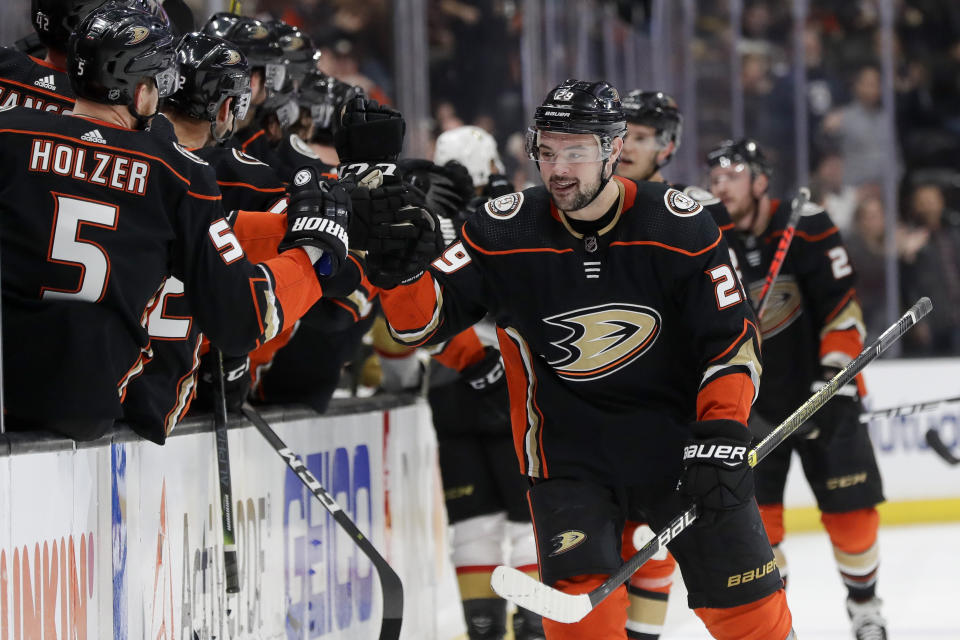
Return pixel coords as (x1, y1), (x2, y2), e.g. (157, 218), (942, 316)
(334, 96), (405, 163)
(680, 419), (754, 525)
(280, 166), (351, 277)
(459, 346), (511, 433)
(799, 367), (861, 441)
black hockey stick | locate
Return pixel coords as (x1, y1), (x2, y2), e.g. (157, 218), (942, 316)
(491, 296), (933, 623)
(859, 395), (960, 422)
(754, 187), (810, 319)
(240, 404), (403, 640)
(925, 429), (960, 466)
(213, 350), (241, 593)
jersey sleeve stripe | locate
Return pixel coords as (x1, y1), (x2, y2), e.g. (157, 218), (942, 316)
(430, 328), (485, 371)
(329, 297), (360, 322)
(609, 227), (722, 256)
(770, 226), (838, 243)
(162, 335), (202, 435)
(696, 372), (755, 425)
(499, 326), (547, 478)
(461, 227), (575, 256)
(187, 190), (221, 201)
(217, 180), (285, 193)
(0, 77), (72, 102)
(385, 278), (445, 345)
(259, 250), (324, 337)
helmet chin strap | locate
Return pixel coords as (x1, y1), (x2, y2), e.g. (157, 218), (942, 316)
(210, 118), (236, 145)
(127, 102), (157, 131)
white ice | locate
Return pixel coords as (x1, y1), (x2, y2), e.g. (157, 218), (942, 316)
(662, 523), (960, 638)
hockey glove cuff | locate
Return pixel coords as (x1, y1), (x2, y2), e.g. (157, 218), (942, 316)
(280, 167), (351, 277)
(459, 346), (511, 433)
(800, 367), (861, 441)
(334, 97), (405, 162)
(680, 419), (754, 524)
(366, 205), (444, 290)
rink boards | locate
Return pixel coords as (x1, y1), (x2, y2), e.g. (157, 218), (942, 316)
(0, 399), (463, 640)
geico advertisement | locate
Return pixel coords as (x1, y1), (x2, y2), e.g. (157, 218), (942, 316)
(0, 408), (393, 640)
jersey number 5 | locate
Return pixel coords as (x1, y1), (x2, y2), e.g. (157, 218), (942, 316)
(41, 194), (118, 303)
(707, 264), (743, 310)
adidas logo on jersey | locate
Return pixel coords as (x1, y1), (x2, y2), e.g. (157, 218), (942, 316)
(80, 129), (107, 144)
(33, 74), (56, 90)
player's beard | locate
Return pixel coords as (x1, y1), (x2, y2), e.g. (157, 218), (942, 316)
(549, 174), (602, 212)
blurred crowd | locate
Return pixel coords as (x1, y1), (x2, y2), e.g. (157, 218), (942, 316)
(224, 0), (959, 356)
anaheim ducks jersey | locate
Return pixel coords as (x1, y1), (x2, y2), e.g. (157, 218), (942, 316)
(228, 123), (283, 173)
(0, 106), (322, 425)
(724, 199), (865, 424)
(0, 47), (74, 114)
(380, 176), (762, 485)
(195, 145), (287, 214)
(274, 133), (338, 182)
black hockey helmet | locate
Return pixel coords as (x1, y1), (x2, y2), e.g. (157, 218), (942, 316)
(166, 32), (251, 126)
(526, 79), (626, 163)
(68, 3), (178, 106)
(297, 70), (363, 132)
(706, 138), (772, 177)
(202, 13), (284, 83)
(271, 22), (321, 87)
(622, 89), (683, 148)
(31, 0), (167, 52)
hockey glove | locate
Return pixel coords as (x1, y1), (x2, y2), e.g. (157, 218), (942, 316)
(459, 346), (511, 433)
(342, 174), (410, 250)
(334, 96), (405, 163)
(197, 353), (250, 413)
(798, 367), (861, 441)
(680, 419), (754, 525)
(399, 158), (468, 220)
(483, 174), (515, 200)
(280, 166), (351, 277)
(366, 204), (444, 289)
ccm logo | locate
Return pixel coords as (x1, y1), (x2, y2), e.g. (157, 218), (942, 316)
(291, 217), (348, 244)
(467, 362), (504, 390)
(683, 444), (747, 465)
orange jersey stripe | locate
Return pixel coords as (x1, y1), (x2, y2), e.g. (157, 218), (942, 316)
(240, 129), (266, 151)
(217, 180), (285, 194)
(461, 227), (575, 256)
(432, 327), (485, 371)
(610, 227), (722, 257)
(262, 248), (323, 334)
(697, 372), (754, 425)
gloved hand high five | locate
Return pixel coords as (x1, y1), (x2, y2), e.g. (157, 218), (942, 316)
(341, 166), (410, 250)
(280, 166), (351, 277)
(679, 419), (754, 525)
(334, 96), (405, 163)
(365, 202), (444, 290)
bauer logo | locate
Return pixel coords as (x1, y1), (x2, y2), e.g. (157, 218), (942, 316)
(293, 169), (312, 186)
(284, 445), (374, 637)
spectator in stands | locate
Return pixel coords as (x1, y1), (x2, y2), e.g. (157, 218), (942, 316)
(821, 64), (899, 187)
(811, 151), (858, 232)
(900, 183), (960, 355)
(845, 195), (891, 341)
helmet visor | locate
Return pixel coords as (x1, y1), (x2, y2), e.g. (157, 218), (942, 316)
(154, 64), (180, 98)
(263, 62), (286, 93)
(233, 90), (251, 120)
(525, 128), (606, 163)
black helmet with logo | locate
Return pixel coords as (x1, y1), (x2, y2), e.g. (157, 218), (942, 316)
(706, 138), (772, 177)
(622, 90), (683, 147)
(68, 3), (178, 106)
(166, 32), (251, 128)
(533, 79), (626, 138)
(297, 70), (363, 133)
(272, 21), (320, 86)
(202, 13), (282, 69)
(32, 0), (167, 52)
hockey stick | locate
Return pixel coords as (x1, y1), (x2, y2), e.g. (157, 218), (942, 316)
(213, 350), (241, 593)
(240, 404), (403, 640)
(754, 187), (810, 319)
(859, 395), (960, 422)
(491, 296), (933, 623)
(925, 429), (960, 466)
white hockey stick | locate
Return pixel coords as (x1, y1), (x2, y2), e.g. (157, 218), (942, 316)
(491, 297), (933, 623)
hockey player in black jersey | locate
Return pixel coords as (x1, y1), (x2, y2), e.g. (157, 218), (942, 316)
(366, 80), (795, 639)
(0, 0), (109, 114)
(707, 138), (887, 640)
(0, 4), (349, 441)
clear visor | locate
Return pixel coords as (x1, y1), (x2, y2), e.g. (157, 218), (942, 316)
(264, 63), (286, 93)
(154, 65), (181, 98)
(233, 91), (252, 121)
(310, 102), (335, 130)
(525, 128), (607, 163)
(707, 161), (749, 186)
(274, 99), (299, 129)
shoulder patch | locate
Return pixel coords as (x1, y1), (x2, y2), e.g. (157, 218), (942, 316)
(682, 185), (720, 205)
(230, 148), (268, 166)
(289, 134), (320, 159)
(172, 143), (208, 165)
(663, 188), (703, 217)
(484, 192), (524, 220)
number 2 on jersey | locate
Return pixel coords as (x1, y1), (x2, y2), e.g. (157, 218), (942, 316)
(41, 194), (118, 303)
(707, 264), (743, 309)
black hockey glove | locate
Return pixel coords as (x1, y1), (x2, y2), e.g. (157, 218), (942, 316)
(334, 96), (405, 163)
(798, 367), (861, 441)
(483, 173), (515, 200)
(399, 158), (467, 220)
(460, 346), (511, 433)
(198, 353), (250, 413)
(280, 166), (351, 277)
(680, 419), (754, 525)
(341, 171), (410, 251)
(365, 204), (444, 290)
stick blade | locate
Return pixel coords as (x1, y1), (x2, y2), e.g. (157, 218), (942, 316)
(491, 566), (592, 623)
